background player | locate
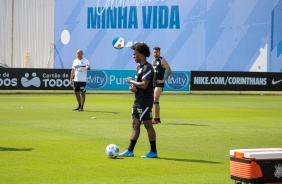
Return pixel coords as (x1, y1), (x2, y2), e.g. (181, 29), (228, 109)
(152, 46), (171, 124)
(70, 49), (91, 112)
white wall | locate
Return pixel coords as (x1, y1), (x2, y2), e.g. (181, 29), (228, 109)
(0, 0), (12, 67)
(0, 0), (54, 68)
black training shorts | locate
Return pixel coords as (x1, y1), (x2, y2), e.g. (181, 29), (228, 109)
(73, 81), (87, 93)
(132, 105), (153, 121)
(154, 82), (164, 88)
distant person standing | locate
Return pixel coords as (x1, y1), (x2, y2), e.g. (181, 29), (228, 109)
(70, 49), (91, 112)
(119, 42), (158, 158)
(152, 46), (171, 124)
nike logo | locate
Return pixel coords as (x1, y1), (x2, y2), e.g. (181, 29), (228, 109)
(272, 79), (282, 85)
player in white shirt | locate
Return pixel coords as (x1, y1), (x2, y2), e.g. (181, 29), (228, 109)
(70, 50), (91, 112)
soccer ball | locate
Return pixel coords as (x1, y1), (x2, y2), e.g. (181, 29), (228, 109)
(105, 144), (120, 158)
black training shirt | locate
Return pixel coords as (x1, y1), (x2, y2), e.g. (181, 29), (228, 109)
(134, 62), (154, 107)
(152, 57), (166, 87)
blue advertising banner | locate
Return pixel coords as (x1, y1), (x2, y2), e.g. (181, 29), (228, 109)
(87, 70), (134, 90)
(0, 68), (190, 91)
(86, 70), (190, 91)
(54, 0), (281, 72)
(165, 71), (190, 91)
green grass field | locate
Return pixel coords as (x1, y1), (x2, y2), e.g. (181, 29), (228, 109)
(1, 92), (282, 183)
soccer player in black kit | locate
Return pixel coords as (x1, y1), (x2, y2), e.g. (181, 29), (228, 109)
(152, 46), (171, 124)
(119, 42), (158, 158)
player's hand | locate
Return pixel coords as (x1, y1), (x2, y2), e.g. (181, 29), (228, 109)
(126, 77), (132, 84)
(86, 65), (91, 70)
(157, 79), (164, 84)
(129, 84), (137, 93)
(70, 80), (73, 87)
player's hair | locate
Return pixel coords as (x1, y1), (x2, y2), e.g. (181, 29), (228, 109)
(153, 46), (161, 51)
(76, 49), (84, 59)
(131, 42), (150, 57)
(77, 49), (83, 54)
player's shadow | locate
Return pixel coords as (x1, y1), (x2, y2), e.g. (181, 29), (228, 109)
(0, 147), (34, 151)
(82, 110), (120, 114)
(111, 157), (124, 160)
(165, 123), (209, 126)
(158, 157), (222, 164)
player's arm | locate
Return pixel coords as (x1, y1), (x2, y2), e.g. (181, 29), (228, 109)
(70, 68), (75, 87)
(158, 58), (171, 83)
(126, 78), (149, 89)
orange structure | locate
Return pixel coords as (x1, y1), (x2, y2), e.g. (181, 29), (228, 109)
(230, 148), (282, 184)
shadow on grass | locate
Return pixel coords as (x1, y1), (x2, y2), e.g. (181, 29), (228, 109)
(165, 123), (209, 126)
(0, 147), (34, 151)
(82, 110), (120, 114)
(158, 157), (222, 164)
(111, 157), (124, 160)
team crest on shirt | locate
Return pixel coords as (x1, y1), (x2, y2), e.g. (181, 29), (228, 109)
(156, 61), (160, 65)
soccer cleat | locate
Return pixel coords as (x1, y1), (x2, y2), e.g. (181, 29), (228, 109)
(118, 150), (134, 157)
(141, 151), (158, 158)
(152, 119), (161, 124)
(73, 106), (80, 111)
(78, 107), (83, 112)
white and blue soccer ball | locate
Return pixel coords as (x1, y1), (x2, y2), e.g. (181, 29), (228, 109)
(105, 144), (120, 158)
